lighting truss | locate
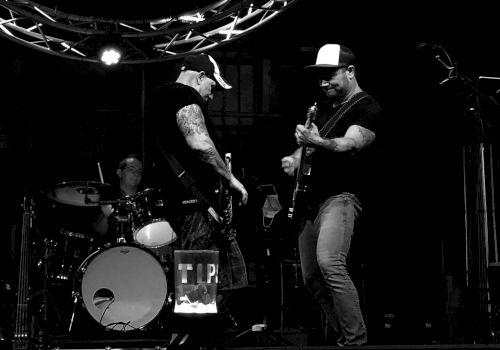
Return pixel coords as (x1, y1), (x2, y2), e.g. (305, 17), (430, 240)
(0, 0), (298, 64)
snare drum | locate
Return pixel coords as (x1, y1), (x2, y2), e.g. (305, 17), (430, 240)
(131, 188), (177, 248)
(79, 244), (168, 331)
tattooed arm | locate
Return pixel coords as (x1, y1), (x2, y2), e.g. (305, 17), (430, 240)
(295, 123), (376, 154)
(176, 104), (248, 204)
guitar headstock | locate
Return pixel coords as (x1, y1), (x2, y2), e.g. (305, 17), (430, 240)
(305, 103), (318, 128)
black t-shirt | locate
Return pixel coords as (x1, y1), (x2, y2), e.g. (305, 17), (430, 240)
(147, 82), (220, 207)
(308, 94), (384, 207)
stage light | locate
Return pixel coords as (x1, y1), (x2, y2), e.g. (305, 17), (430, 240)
(98, 45), (122, 66)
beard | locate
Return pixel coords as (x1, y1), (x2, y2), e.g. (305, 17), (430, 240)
(324, 86), (346, 105)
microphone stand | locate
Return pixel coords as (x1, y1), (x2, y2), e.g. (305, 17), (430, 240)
(430, 45), (499, 343)
(431, 45), (499, 109)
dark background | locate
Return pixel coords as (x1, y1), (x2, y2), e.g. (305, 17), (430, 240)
(1, 0), (500, 344)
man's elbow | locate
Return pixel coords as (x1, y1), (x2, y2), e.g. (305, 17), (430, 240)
(185, 136), (209, 151)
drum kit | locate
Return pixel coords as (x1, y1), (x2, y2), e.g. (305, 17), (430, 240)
(37, 180), (178, 335)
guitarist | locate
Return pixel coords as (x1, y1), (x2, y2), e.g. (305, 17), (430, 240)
(281, 44), (383, 346)
(147, 53), (249, 294)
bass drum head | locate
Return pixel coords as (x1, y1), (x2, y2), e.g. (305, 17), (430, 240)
(81, 244), (167, 331)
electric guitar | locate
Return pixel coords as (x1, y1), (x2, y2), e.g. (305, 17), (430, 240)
(288, 103), (318, 221)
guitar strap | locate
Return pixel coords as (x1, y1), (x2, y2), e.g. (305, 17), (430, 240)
(319, 91), (369, 138)
(154, 137), (221, 223)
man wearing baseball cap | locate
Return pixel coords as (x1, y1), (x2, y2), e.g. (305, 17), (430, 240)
(147, 53), (248, 293)
(181, 53), (233, 91)
(281, 44), (384, 346)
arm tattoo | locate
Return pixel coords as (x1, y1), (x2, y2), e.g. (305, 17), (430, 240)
(322, 138), (355, 152)
(320, 125), (375, 153)
(194, 147), (232, 181)
(177, 104), (232, 182)
(176, 104), (210, 138)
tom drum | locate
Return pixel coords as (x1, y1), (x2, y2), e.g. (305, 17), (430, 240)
(131, 188), (177, 248)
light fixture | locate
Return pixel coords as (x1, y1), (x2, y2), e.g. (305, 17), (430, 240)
(98, 44), (122, 66)
(0, 0), (299, 64)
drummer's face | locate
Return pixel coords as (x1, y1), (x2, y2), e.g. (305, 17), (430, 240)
(118, 159), (143, 186)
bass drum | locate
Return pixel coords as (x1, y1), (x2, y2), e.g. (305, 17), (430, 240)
(79, 244), (167, 331)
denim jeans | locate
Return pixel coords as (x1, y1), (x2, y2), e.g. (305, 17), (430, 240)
(298, 192), (367, 346)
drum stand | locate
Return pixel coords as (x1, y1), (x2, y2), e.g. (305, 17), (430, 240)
(35, 238), (68, 334)
(67, 302), (78, 334)
(115, 210), (133, 244)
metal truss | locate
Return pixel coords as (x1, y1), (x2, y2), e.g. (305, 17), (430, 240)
(0, 0), (298, 64)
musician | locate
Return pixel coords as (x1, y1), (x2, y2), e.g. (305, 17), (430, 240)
(147, 53), (248, 291)
(93, 154), (144, 239)
(281, 44), (383, 346)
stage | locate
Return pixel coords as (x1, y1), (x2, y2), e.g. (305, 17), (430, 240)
(25, 331), (500, 350)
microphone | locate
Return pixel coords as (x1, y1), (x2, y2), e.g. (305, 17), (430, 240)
(417, 42), (442, 50)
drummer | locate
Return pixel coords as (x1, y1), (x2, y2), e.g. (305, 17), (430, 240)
(93, 153), (144, 240)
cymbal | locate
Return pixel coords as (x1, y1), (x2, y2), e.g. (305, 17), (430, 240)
(47, 181), (111, 207)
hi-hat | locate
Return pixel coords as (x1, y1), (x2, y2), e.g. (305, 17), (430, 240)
(47, 181), (111, 207)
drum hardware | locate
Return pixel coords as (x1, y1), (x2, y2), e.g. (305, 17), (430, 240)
(115, 201), (134, 244)
(68, 290), (80, 333)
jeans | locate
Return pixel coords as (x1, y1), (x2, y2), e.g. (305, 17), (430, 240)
(298, 192), (367, 346)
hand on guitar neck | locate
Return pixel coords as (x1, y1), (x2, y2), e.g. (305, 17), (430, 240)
(281, 104), (319, 221)
(281, 104), (318, 173)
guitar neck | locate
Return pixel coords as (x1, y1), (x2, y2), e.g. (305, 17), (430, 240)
(14, 193), (33, 350)
(288, 104), (318, 219)
(222, 153), (233, 224)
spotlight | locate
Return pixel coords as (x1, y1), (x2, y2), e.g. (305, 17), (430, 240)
(98, 45), (122, 66)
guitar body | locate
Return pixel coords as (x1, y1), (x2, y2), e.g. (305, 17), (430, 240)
(288, 104), (318, 222)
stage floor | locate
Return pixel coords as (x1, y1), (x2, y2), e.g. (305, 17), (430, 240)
(18, 326), (500, 350)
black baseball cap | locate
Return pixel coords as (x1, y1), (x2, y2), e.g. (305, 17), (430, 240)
(181, 53), (232, 89)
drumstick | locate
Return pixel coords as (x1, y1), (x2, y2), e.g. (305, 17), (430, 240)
(97, 162), (105, 183)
